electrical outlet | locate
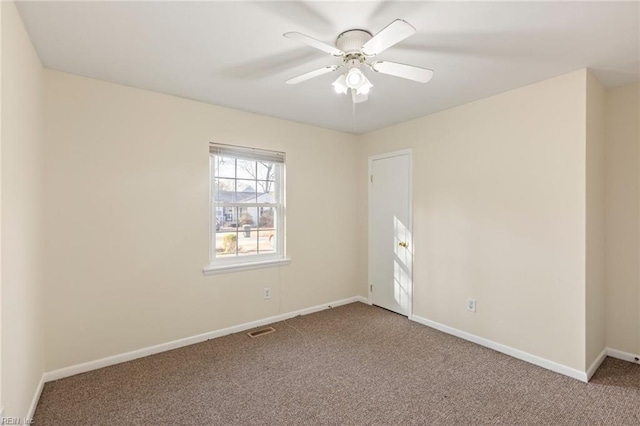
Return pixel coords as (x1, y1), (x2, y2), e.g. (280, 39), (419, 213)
(264, 288), (271, 300)
(467, 298), (476, 313)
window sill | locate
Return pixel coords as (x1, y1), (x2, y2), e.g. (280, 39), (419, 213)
(203, 257), (291, 276)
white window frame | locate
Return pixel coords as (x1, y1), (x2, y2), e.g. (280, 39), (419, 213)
(203, 143), (289, 275)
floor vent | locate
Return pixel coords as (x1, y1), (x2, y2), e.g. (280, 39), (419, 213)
(247, 326), (276, 338)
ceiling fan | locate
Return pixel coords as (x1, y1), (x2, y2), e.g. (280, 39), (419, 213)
(284, 19), (434, 104)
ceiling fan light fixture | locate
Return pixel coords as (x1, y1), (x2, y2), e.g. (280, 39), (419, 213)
(346, 68), (366, 89)
(335, 68), (372, 99)
(357, 80), (373, 95)
(332, 74), (348, 94)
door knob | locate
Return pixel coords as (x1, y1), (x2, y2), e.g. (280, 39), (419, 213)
(399, 241), (408, 248)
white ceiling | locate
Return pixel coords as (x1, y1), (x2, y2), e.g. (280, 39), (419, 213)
(16, 1), (640, 134)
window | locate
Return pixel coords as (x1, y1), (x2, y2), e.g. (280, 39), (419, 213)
(204, 143), (289, 274)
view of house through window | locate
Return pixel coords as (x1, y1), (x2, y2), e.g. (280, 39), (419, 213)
(209, 143), (285, 265)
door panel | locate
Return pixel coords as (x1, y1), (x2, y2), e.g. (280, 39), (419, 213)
(370, 153), (412, 316)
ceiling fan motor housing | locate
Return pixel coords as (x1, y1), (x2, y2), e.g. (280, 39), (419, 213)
(336, 29), (373, 55)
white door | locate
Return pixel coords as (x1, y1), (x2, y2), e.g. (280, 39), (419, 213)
(369, 151), (412, 316)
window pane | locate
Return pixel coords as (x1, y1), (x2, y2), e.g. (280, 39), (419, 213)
(216, 157), (236, 178)
(236, 160), (256, 180)
(214, 206), (224, 230)
(238, 206), (257, 228)
(257, 162), (274, 181)
(215, 178), (236, 202)
(258, 207), (276, 254)
(215, 231), (239, 257)
(220, 206), (239, 229)
(257, 181), (275, 203)
(238, 207), (258, 256)
(237, 179), (257, 203)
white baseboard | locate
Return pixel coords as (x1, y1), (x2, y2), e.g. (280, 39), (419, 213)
(411, 315), (589, 382)
(607, 347), (640, 364)
(44, 296), (367, 383)
(586, 348), (608, 381)
(27, 374), (45, 420)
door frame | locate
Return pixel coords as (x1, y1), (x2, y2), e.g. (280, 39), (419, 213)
(368, 149), (413, 319)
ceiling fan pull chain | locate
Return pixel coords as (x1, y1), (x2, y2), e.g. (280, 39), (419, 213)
(352, 98), (356, 133)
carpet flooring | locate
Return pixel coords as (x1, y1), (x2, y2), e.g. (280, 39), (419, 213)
(34, 302), (640, 425)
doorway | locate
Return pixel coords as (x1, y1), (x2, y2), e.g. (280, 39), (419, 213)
(368, 150), (413, 317)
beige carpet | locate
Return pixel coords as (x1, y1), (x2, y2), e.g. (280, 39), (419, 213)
(35, 302), (640, 425)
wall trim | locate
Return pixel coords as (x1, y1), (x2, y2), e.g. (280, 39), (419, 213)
(586, 348), (608, 381)
(607, 347), (640, 364)
(39, 299), (639, 413)
(203, 257), (291, 276)
(27, 374), (45, 420)
(411, 314), (589, 382)
(43, 296), (367, 383)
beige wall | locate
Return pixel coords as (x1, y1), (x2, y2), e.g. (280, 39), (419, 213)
(585, 72), (606, 367)
(359, 70), (589, 371)
(1, 1), (45, 418)
(43, 70), (360, 371)
(605, 83), (640, 355)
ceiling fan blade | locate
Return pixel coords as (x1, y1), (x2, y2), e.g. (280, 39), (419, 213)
(371, 61), (434, 83)
(286, 65), (340, 85)
(284, 32), (344, 56)
(361, 19), (416, 56)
